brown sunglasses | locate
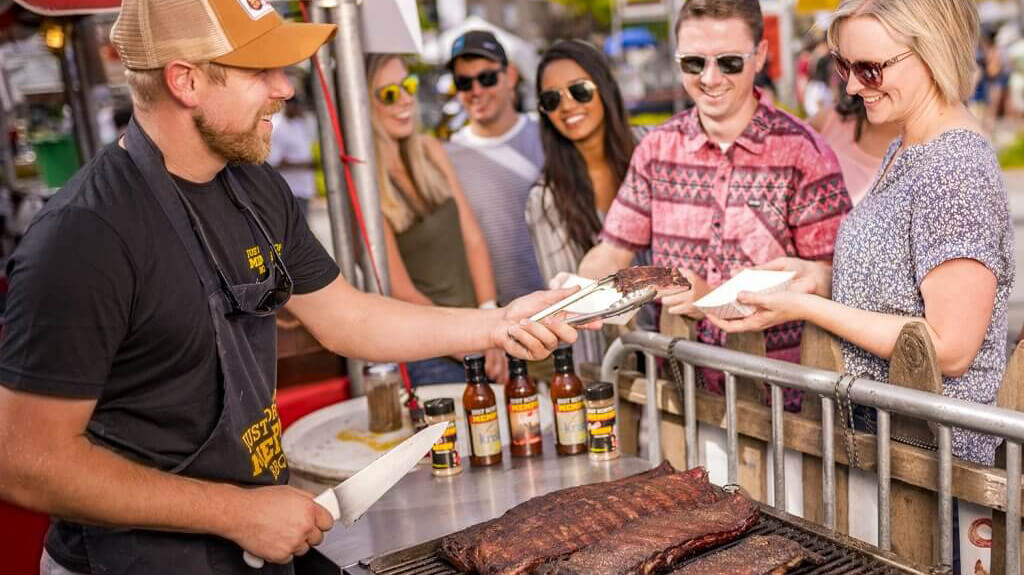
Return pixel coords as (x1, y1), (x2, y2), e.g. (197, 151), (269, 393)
(831, 50), (914, 89)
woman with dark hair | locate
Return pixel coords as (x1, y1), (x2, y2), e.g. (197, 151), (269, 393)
(810, 82), (900, 204)
(525, 39), (647, 363)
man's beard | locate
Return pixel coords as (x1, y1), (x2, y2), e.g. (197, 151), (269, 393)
(192, 101), (283, 164)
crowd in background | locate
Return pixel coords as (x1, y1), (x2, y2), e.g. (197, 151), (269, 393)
(336, 0), (1018, 504)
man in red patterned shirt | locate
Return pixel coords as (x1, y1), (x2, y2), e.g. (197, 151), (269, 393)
(577, 0), (851, 410)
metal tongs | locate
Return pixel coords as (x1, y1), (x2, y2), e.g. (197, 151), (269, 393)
(529, 273), (657, 326)
(565, 287), (657, 326)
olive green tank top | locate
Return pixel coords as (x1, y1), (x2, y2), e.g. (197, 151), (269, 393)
(394, 196), (477, 309)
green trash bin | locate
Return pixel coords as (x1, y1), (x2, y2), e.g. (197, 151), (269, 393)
(31, 135), (80, 189)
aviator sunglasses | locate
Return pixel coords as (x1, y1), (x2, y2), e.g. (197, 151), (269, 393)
(538, 80), (598, 113)
(675, 52), (755, 76)
(453, 69), (503, 92)
(831, 50), (914, 89)
(374, 74), (419, 105)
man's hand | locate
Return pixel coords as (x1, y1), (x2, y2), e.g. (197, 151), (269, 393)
(756, 257), (832, 298)
(661, 269), (711, 318)
(492, 289), (581, 360)
(225, 485), (334, 564)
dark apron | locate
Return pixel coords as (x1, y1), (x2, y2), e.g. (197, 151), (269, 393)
(76, 119), (291, 574)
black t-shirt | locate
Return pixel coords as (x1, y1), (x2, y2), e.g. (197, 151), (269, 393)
(0, 144), (338, 571)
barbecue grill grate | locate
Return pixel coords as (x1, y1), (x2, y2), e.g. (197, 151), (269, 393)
(344, 506), (927, 575)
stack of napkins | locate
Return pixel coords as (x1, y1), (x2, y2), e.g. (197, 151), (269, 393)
(694, 270), (795, 319)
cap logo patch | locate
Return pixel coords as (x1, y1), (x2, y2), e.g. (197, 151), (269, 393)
(237, 0), (275, 20)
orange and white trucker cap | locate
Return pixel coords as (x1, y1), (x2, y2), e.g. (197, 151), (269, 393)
(111, 0), (337, 71)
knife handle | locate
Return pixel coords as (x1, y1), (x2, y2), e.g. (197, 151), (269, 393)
(243, 551), (265, 569)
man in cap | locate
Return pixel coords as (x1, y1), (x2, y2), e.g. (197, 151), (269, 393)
(444, 30), (546, 313)
(0, 2), (579, 574)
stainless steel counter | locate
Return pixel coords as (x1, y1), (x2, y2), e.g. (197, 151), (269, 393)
(317, 436), (651, 568)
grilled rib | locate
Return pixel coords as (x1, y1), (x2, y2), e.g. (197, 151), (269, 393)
(668, 535), (824, 575)
(536, 492), (759, 575)
(439, 463), (717, 575)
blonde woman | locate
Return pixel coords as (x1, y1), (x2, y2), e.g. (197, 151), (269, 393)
(366, 54), (502, 384)
(710, 0), (1013, 467)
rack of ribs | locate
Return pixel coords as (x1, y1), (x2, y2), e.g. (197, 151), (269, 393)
(668, 535), (824, 575)
(535, 492), (759, 575)
(438, 463), (718, 575)
(613, 266), (691, 295)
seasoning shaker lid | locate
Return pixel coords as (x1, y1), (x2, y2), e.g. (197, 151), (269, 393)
(506, 353), (528, 377)
(364, 362), (399, 376)
(553, 344), (574, 373)
(425, 397), (456, 416)
(463, 353), (487, 383)
(585, 381), (614, 402)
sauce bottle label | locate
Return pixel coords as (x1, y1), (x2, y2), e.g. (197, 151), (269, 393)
(555, 395), (586, 446)
(587, 405), (617, 454)
(468, 405), (501, 457)
(508, 394), (541, 447)
(431, 420), (461, 470)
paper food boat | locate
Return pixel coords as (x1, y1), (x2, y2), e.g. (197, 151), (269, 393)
(694, 269), (796, 319)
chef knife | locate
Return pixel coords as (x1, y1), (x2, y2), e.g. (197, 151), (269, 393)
(243, 420), (449, 568)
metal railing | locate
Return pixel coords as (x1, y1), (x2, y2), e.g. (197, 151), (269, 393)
(601, 331), (1024, 573)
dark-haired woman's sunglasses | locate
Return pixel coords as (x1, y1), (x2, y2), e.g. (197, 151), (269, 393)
(453, 69), (503, 92)
(538, 80), (598, 113)
(375, 74), (419, 105)
(675, 53), (754, 75)
(831, 50), (914, 89)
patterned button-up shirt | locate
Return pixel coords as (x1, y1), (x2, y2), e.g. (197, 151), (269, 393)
(601, 98), (852, 410)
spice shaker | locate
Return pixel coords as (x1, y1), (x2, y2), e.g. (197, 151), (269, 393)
(425, 398), (462, 477)
(365, 362), (403, 433)
(585, 381), (619, 461)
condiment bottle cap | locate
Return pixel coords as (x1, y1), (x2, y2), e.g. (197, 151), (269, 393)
(553, 344), (574, 373)
(585, 381), (615, 402)
(425, 397), (455, 416)
(506, 353), (528, 377)
(463, 353), (487, 383)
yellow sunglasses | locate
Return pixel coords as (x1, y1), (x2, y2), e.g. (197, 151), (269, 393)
(375, 74), (419, 105)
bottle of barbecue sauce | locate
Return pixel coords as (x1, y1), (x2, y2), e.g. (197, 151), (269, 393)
(550, 345), (586, 455)
(505, 354), (543, 457)
(463, 354), (502, 466)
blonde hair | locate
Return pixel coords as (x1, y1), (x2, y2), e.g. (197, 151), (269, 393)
(125, 62), (229, 112)
(827, 0), (979, 103)
(365, 54), (450, 233)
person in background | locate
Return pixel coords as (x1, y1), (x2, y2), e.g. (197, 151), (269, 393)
(526, 39), (649, 365)
(444, 30), (546, 311)
(366, 53), (503, 385)
(810, 82), (900, 204)
(711, 0), (1012, 470)
(576, 0), (851, 412)
(269, 97), (316, 217)
(981, 29), (1009, 134)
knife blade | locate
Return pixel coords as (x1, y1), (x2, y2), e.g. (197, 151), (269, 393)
(243, 420), (449, 568)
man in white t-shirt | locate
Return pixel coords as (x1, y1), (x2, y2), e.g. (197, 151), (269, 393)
(444, 30), (545, 306)
(269, 98), (316, 216)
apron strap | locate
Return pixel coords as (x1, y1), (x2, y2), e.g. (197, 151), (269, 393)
(122, 118), (219, 292)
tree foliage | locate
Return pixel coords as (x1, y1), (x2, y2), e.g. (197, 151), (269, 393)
(551, 0), (615, 31)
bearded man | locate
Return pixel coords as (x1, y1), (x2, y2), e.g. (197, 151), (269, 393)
(0, 1), (580, 574)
